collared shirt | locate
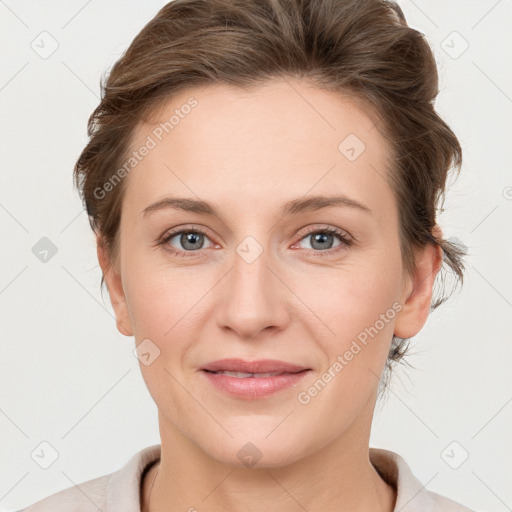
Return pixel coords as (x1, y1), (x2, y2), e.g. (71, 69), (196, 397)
(18, 444), (477, 511)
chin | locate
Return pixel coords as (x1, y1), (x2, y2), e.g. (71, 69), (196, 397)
(198, 431), (309, 469)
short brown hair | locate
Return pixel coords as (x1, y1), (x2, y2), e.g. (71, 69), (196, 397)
(73, 0), (466, 395)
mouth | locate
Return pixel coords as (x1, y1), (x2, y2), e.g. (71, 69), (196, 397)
(203, 369), (309, 378)
(200, 358), (310, 374)
(199, 359), (311, 399)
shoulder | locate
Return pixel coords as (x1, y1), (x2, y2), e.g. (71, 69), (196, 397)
(17, 444), (161, 512)
(426, 489), (478, 511)
(17, 473), (111, 512)
(369, 447), (478, 512)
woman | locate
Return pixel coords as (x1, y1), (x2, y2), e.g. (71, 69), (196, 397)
(20, 0), (475, 510)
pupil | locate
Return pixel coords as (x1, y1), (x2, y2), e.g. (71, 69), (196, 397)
(182, 232), (202, 249)
(312, 233), (332, 250)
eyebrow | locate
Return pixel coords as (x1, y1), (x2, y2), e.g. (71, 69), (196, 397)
(141, 194), (372, 219)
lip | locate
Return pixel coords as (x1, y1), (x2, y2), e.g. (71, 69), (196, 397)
(199, 358), (311, 400)
(200, 358), (309, 373)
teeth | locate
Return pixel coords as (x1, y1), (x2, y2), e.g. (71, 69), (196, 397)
(213, 371), (284, 378)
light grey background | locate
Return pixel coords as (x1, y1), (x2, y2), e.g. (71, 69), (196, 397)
(1, 1), (511, 510)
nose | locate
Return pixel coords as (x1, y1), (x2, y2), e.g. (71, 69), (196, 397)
(217, 243), (291, 340)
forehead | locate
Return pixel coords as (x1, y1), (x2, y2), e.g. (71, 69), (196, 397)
(123, 79), (394, 217)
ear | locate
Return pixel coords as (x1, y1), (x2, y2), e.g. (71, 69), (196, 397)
(393, 225), (444, 339)
(96, 235), (134, 337)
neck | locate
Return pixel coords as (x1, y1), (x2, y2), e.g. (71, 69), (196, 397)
(142, 406), (396, 512)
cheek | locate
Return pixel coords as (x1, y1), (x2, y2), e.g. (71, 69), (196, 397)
(124, 268), (202, 412)
(124, 278), (172, 339)
(291, 257), (402, 340)
(121, 244), (202, 336)
(295, 269), (399, 417)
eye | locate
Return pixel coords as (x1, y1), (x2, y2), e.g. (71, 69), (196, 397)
(159, 226), (215, 258)
(158, 224), (353, 258)
(292, 226), (353, 256)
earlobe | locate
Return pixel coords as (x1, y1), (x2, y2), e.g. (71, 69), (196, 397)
(115, 318), (133, 337)
(393, 227), (443, 339)
(96, 235), (134, 337)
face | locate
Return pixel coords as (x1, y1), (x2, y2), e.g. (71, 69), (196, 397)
(99, 78), (440, 468)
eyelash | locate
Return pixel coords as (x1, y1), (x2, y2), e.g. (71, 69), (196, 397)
(158, 225), (353, 259)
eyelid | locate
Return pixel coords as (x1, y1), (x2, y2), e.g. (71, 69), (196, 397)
(291, 224), (353, 256)
(158, 223), (353, 257)
(158, 224), (218, 250)
(294, 223), (353, 243)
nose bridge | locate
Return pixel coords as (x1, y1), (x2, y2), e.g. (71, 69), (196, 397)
(218, 233), (288, 338)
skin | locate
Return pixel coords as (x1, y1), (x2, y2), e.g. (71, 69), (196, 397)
(97, 78), (443, 512)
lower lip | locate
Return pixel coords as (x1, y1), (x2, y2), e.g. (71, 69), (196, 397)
(201, 370), (310, 399)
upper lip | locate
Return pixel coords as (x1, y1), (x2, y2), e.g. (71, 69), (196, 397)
(201, 358), (309, 373)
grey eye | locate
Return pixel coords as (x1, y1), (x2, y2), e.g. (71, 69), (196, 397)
(167, 231), (212, 251)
